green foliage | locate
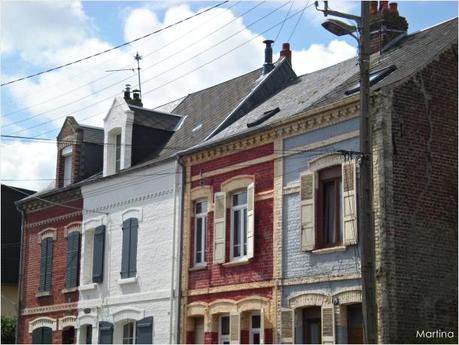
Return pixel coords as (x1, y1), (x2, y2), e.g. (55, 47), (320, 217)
(1, 317), (16, 344)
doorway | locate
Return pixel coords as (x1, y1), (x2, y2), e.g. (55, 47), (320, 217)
(302, 307), (321, 344)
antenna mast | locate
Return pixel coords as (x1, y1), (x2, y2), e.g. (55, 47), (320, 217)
(134, 52), (142, 98)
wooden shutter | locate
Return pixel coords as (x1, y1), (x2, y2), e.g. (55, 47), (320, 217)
(246, 182), (255, 259)
(342, 160), (358, 245)
(129, 218), (138, 276)
(121, 219), (130, 278)
(229, 313), (240, 344)
(39, 239), (48, 291)
(98, 321), (113, 344)
(44, 239), (53, 291)
(65, 232), (80, 288)
(300, 171), (315, 251)
(92, 225), (105, 283)
(280, 309), (294, 344)
(321, 304), (335, 344)
(213, 192), (226, 264)
(31, 328), (41, 344)
(135, 316), (153, 344)
(42, 327), (52, 344)
(260, 309), (265, 345)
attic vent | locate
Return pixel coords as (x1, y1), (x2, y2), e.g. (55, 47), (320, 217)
(247, 107), (280, 128)
(345, 65), (396, 95)
(192, 123), (203, 132)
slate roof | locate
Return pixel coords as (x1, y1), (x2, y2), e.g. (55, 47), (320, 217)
(206, 17), (457, 145)
(80, 125), (104, 144)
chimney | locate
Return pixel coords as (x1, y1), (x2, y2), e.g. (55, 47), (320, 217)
(131, 89), (143, 107)
(369, 1), (408, 54)
(370, 1), (378, 15)
(263, 39), (274, 75)
(124, 84), (132, 102)
(280, 42), (292, 66)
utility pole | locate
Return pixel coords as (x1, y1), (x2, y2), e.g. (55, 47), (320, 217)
(358, 2), (377, 343)
(315, 1), (377, 342)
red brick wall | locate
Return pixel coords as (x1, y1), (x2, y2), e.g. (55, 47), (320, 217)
(188, 144), (274, 290)
(380, 46), (458, 342)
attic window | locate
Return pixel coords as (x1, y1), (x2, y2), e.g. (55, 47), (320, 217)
(345, 65), (397, 95)
(247, 107), (280, 128)
(192, 123), (203, 132)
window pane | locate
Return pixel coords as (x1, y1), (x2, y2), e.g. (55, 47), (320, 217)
(221, 316), (230, 335)
(233, 210), (241, 257)
(115, 134), (121, 172)
(85, 325), (92, 344)
(253, 333), (260, 344)
(251, 315), (260, 329)
(324, 181), (336, 245)
(233, 192), (247, 206)
(63, 155), (72, 187)
(196, 219), (202, 263)
(204, 219), (208, 260)
(123, 322), (134, 344)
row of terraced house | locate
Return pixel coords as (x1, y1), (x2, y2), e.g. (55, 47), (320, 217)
(15, 8), (457, 344)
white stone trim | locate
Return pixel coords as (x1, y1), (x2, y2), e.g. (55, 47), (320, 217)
(37, 227), (57, 243)
(308, 153), (344, 172)
(58, 315), (76, 330)
(288, 293), (327, 309)
(28, 317), (57, 333)
(76, 314), (97, 329)
(112, 307), (144, 323)
(121, 207), (143, 222)
(64, 221), (82, 238)
(333, 289), (362, 305)
(83, 216), (105, 233)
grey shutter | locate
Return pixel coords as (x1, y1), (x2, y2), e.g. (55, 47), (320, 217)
(121, 218), (138, 279)
(98, 321), (113, 344)
(42, 327), (52, 344)
(32, 328), (41, 344)
(65, 232), (80, 288)
(44, 238), (53, 291)
(92, 225), (105, 283)
(135, 316), (153, 344)
(39, 239), (48, 291)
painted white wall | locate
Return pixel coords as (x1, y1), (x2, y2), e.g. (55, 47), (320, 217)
(78, 158), (182, 344)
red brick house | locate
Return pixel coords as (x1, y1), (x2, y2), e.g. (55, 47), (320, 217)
(16, 117), (103, 344)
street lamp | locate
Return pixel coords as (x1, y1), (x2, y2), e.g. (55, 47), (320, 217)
(316, 1), (377, 344)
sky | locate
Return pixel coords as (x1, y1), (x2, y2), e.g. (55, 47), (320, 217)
(1, 0), (457, 191)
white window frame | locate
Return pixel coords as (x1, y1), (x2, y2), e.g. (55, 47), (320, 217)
(250, 312), (261, 344)
(219, 314), (230, 345)
(62, 146), (73, 187)
(230, 191), (248, 260)
(122, 321), (136, 344)
(193, 200), (208, 267)
(115, 133), (122, 173)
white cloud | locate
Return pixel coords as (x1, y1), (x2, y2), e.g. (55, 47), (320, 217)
(1, 141), (56, 191)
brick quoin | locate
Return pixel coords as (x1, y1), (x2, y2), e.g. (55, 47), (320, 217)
(19, 197), (82, 344)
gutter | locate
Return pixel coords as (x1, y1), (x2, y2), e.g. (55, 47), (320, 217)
(14, 204), (25, 344)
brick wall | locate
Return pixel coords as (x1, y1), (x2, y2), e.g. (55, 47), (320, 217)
(379, 46), (458, 342)
(20, 310), (77, 344)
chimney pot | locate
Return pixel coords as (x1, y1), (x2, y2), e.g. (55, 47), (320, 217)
(380, 0), (389, 13)
(263, 39), (274, 74)
(132, 89), (143, 106)
(370, 1), (378, 15)
(389, 2), (398, 15)
(124, 84), (132, 102)
(280, 42), (292, 66)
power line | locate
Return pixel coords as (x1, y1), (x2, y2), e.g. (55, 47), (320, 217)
(288, 0), (309, 41)
(274, 0), (295, 42)
(5, 1), (283, 135)
(2, 1), (242, 119)
(0, 1), (229, 87)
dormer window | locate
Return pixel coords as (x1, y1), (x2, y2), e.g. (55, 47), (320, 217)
(115, 133), (121, 173)
(62, 146), (73, 187)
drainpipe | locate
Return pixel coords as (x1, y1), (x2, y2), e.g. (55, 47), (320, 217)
(169, 157), (184, 343)
(15, 205), (25, 344)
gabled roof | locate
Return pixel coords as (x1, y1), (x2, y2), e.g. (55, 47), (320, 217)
(206, 17), (457, 144)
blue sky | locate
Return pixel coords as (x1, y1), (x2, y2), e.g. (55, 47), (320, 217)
(1, 1), (457, 190)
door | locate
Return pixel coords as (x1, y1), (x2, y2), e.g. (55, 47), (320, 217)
(347, 304), (363, 344)
(219, 315), (230, 344)
(302, 307), (322, 344)
(62, 327), (75, 344)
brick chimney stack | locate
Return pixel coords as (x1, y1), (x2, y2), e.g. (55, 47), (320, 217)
(280, 42), (292, 66)
(369, 1), (408, 54)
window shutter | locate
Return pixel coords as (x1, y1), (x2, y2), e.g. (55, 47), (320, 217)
(92, 225), (105, 283)
(321, 304), (335, 344)
(135, 316), (153, 344)
(65, 232), (80, 288)
(260, 309), (265, 345)
(246, 182), (255, 259)
(213, 192), (226, 264)
(129, 218), (138, 277)
(229, 313), (240, 344)
(280, 309), (294, 344)
(300, 171), (315, 251)
(121, 218), (139, 279)
(342, 160), (358, 245)
(98, 321), (113, 344)
(121, 219), (130, 278)
(42, 327), (52, 344)
(32, 328), (41, 344)
(39, 239), (48, 291)
(43, 238), (53, 292)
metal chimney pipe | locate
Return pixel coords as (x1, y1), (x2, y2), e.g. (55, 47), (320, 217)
(263, 39), (274, 74)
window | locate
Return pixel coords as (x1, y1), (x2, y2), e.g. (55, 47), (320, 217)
(65, 231), (80, 289)
(122, 322), (135, 344)
(318, 165), (342, 248)
(32, 327), (52, 344)
(115, 134), (121, 172)
(231, 191), (248, 259)
(62, 146), (73, 187)
(194, 201), (208, 266)
(62, 327), (75, 344)
(250, 313), (261, 344)
(39, 237), (53, 292)
(82, 225), (105, 285)
(219, 315), (230, 345)
(83, 325), (92, 344)
(121, 218), (138, 279)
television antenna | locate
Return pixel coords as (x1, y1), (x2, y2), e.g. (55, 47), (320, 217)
(106, 51), (143, 98)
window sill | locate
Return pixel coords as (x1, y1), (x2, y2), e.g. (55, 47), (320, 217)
(223, 257), (251, 267)
(35, 291), (51, 298)
(117, 276), (138, 285)
(61, 287), (78, 294)
(189, 264), (207, 271)
(79, 283), (98, 291)
(312, 246), (346, 254)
